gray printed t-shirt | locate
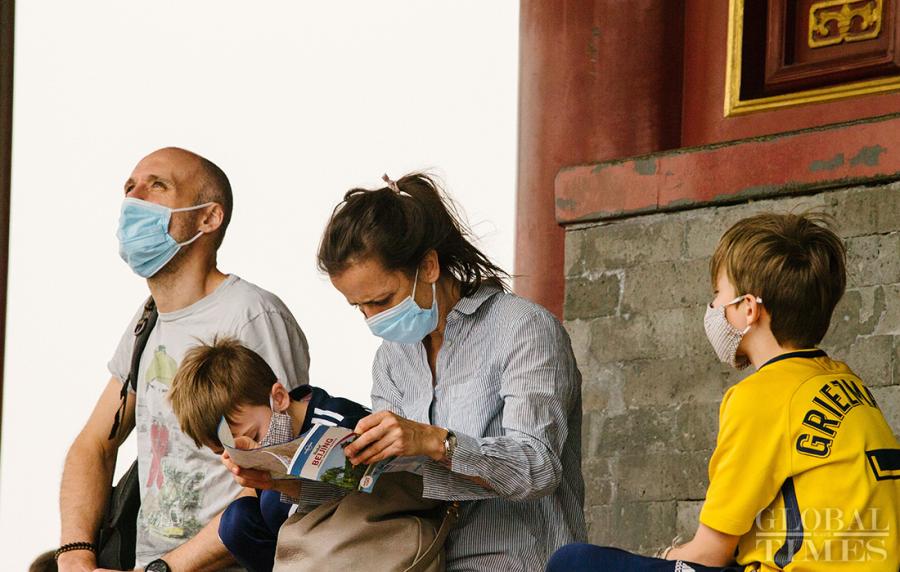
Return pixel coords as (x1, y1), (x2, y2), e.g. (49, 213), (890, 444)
(108, 275), (310, 568)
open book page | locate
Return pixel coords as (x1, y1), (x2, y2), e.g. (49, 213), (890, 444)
(219, 419), (428, 492)
(357, 455), (427, 493)
(217, 417), (313, 479)
(288, 425), (366, 489)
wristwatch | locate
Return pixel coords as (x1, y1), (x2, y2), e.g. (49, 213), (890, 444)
(145, 559), (171, 572)
(443, 429), (457, 461)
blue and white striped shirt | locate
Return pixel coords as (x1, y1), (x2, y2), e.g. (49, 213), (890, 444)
(372, 286), (586, 571)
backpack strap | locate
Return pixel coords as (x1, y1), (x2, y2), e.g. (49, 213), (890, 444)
(108, 297), (158, 440)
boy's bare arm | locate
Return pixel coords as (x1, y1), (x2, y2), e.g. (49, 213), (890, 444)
(666, 522), (739, 567)
(58, 377), (136, 572)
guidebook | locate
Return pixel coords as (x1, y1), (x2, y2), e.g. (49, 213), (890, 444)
(217, 419), (424, 493)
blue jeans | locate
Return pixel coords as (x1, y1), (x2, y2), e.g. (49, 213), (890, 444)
(219, 491), (291, 572)
(546, 544), (743, 572)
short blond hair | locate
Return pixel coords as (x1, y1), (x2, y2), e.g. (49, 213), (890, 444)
(169, 336), (276, 448)
(710, 212), (846, 349)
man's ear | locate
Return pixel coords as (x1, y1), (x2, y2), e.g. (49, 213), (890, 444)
(198, 203), (224, 234)
(420, 249), (440, 284)
(270, 382), (290, 413)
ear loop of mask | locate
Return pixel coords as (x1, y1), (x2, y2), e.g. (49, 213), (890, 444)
(410, 266), (438, 310)
(177, 231), (203, 247)
(725, 295), (763, 334)
(172, 202), (214, 246)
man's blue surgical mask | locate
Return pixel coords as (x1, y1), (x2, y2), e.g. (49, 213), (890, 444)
(366, 269), (439, 344)
(116, 197), (212, 278)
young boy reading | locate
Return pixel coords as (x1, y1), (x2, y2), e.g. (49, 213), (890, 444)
(548, 213), (899, 571)
(168, 337), (370, 572)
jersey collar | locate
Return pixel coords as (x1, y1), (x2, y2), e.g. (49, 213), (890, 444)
(759, 348), (827, 370)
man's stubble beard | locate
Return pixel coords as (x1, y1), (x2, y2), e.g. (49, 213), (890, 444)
(149, 212), (205, 287)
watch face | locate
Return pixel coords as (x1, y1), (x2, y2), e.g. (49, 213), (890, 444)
(146, 560), (170, 572)
(446, 431), (457, 458)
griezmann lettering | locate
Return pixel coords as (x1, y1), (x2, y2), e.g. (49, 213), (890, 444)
(796, 379), (879, 458)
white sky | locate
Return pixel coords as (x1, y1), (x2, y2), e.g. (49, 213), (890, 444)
(0, 2), (519, 567)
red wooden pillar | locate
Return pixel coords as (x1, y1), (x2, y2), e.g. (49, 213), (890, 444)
(515, 1), (685, 317)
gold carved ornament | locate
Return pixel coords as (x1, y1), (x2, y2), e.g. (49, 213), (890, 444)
(725, 0), (900, 115)
(809, 0), (883, 48)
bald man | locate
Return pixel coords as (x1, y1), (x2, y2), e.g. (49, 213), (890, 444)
(58, 148), (310, 572)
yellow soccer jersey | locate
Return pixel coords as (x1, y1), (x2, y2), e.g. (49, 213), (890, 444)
(699, 350), (900, 571)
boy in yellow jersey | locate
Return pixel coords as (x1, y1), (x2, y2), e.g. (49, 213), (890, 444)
(547, 213), (899, 571)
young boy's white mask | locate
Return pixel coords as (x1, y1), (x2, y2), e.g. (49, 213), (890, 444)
(260, 395), (294, 447)
(703, 295), (762, 370)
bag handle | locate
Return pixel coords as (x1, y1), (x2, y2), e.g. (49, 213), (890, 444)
(108, 297), (158, 440)
(404, 501), (460, 572)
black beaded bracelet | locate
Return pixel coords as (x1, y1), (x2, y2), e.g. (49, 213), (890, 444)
(54, 542), (96, 561)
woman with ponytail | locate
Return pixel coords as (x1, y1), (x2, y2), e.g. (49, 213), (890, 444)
(316, 173), (586, 570)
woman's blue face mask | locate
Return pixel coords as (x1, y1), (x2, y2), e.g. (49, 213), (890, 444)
(116, 197), (212, 278)
(366, 269), (439, 344)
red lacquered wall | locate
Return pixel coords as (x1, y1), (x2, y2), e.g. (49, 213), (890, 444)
(515, 0), (685, 317)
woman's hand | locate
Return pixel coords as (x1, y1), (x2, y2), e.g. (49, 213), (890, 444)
(345, 411), (447, 465)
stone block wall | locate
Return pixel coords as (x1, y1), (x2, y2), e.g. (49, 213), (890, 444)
(564, 182), (900, 554)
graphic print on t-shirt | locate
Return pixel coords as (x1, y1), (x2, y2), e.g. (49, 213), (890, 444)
(145, 347), (176, 490)
(110, 275), (311, 568)
(146, 345), (177, 389)
(138, 345), (204, 540)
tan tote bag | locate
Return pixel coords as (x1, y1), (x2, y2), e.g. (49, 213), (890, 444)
(273, 471), (459, 572)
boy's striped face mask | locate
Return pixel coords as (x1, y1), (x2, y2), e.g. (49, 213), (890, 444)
(703, 295), (762, 370)
(260, 396), (294, 447)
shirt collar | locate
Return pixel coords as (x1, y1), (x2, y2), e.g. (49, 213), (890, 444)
(759, 348), (827, 370)
(449, 284), (502, 318)
(292, 385), (320, 436)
